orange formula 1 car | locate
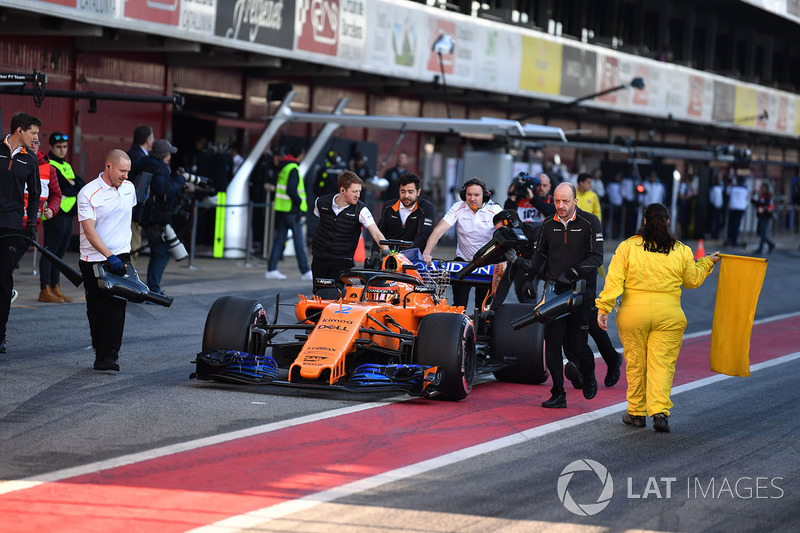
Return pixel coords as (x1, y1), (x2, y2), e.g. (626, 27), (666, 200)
(192, 239), (556, 401)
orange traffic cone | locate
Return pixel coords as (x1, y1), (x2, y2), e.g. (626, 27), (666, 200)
(354, 234), (366, 263)
(695, 238), (705, 260)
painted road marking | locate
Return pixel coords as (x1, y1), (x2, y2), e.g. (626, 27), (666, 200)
(0, 314), (797, 532)
(189, 352), (800, 532)
(4, 310), (797, 496)
(0, 399), (406, 496)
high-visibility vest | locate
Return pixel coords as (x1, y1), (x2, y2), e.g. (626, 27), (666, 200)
(49, 158), (78, 213)
(274, 162), (307, 213)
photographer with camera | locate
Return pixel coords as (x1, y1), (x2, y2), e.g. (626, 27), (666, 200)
(503, 172), (555, 302)
(134, 139), (187, 296)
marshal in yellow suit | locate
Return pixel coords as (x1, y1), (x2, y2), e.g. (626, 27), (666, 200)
(596, 234), (716, 424)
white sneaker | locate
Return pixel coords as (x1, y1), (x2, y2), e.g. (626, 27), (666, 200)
(10, 290), (18, 304)
(301, 271), (313, 281)
(265, 270), (287, 280)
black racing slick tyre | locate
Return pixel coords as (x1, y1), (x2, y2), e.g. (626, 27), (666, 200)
(416, 313), (476, 401)
(491, 303), (547, 384)
(202, 296), (267, 353)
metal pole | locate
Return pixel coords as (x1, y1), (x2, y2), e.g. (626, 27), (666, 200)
(438, 52), (451, 119)
(188, 198), (199, 270)
(265, 190), (276, 264)
(244, 201), (253, 267)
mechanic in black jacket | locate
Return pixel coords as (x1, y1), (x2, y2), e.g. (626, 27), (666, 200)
(525, 182), (604, 408)
(312, 170), (388, 296)
(373, 172), (435, 257)
(0, 112), (42, 354)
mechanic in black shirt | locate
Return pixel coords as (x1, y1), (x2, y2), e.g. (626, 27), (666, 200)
(372, 172), (434, 258)
(0, 112), (42, 354)
(525, 182), (604, 408)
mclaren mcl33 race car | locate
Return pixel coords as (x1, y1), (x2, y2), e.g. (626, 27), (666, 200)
(192, 234), (584, 401)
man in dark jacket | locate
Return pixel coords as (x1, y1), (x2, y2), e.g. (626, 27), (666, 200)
(266, 145), (312, 280)
(381, 151), (409, 202)
(526, 182), (604, 408)
(374, 172), (434, 255)
(312, 171), (388, 296)
(134, 139), (185, 295)
(0, 112), (42, 353)
(126, 124), (153, 167)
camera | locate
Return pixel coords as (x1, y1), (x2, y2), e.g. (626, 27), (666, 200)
(511, 173), (539, 198)
(163, 224), (188, 261)
(177, 167), (210, 186)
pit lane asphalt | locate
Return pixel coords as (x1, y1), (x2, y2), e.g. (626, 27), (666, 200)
(1, 236), (799, 531)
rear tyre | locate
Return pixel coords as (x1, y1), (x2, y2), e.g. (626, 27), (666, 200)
(202, 296), (267, 353)
(416, 313), (476, 401)
(491, 303), (547, 384)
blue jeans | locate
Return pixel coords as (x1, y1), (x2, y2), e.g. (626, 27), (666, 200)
(268, 212), (310, 273)
(146, 226), (170, 294)
(757, 216), (774, 251)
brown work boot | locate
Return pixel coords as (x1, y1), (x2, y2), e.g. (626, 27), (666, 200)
(38, 286), (64, 303)
(52, 284), (73, 303)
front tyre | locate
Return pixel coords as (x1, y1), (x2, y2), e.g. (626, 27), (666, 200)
(416, 313), (476, 401)
(202, 296), (267, 353)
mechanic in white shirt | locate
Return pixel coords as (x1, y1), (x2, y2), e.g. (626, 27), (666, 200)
(423, 178), (502, 309)
(77, 149), (136, 372)
(726, 175), (750, 247)
(708, 174), (725, 239)
(641, 171), (666, 207)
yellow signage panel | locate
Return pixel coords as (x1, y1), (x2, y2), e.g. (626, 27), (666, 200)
(734, 86), (757, 127)
(519, 36), (562, 95)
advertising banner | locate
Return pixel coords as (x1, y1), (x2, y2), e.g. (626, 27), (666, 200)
(475, 25), (521, 91)
(364, 0), (426, 76)
(215, 0), (294, 49)
(519, 35), (562, 95)
(560, 44), (597, 98)
(426, 17), (457, 75)
(712, 81), (736, 122)
(76, 0), (122, 18)
(734, 86), (758, 127)
(596, 55), (621, 105)
(181, 0), (217, 34)
(125, 0), (180, 26)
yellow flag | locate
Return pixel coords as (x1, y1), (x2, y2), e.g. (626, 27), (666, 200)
(710, 254), (768, 376)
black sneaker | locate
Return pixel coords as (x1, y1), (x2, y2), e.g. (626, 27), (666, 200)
(605, 352), (623, 387)
(0, 338), (6, 354)
(653, 413), (670, 432)
(564, 361), (584, 389)
(622, 412), (646, 427)
(93, 357), (120, 371)
(542, 393), (567, 408)
(582, 375), (598, 400)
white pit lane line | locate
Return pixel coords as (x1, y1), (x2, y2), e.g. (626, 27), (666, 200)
(0, 399), (406, 495)
(191, 351), (800, 533)
(1, 311), (797, 500)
